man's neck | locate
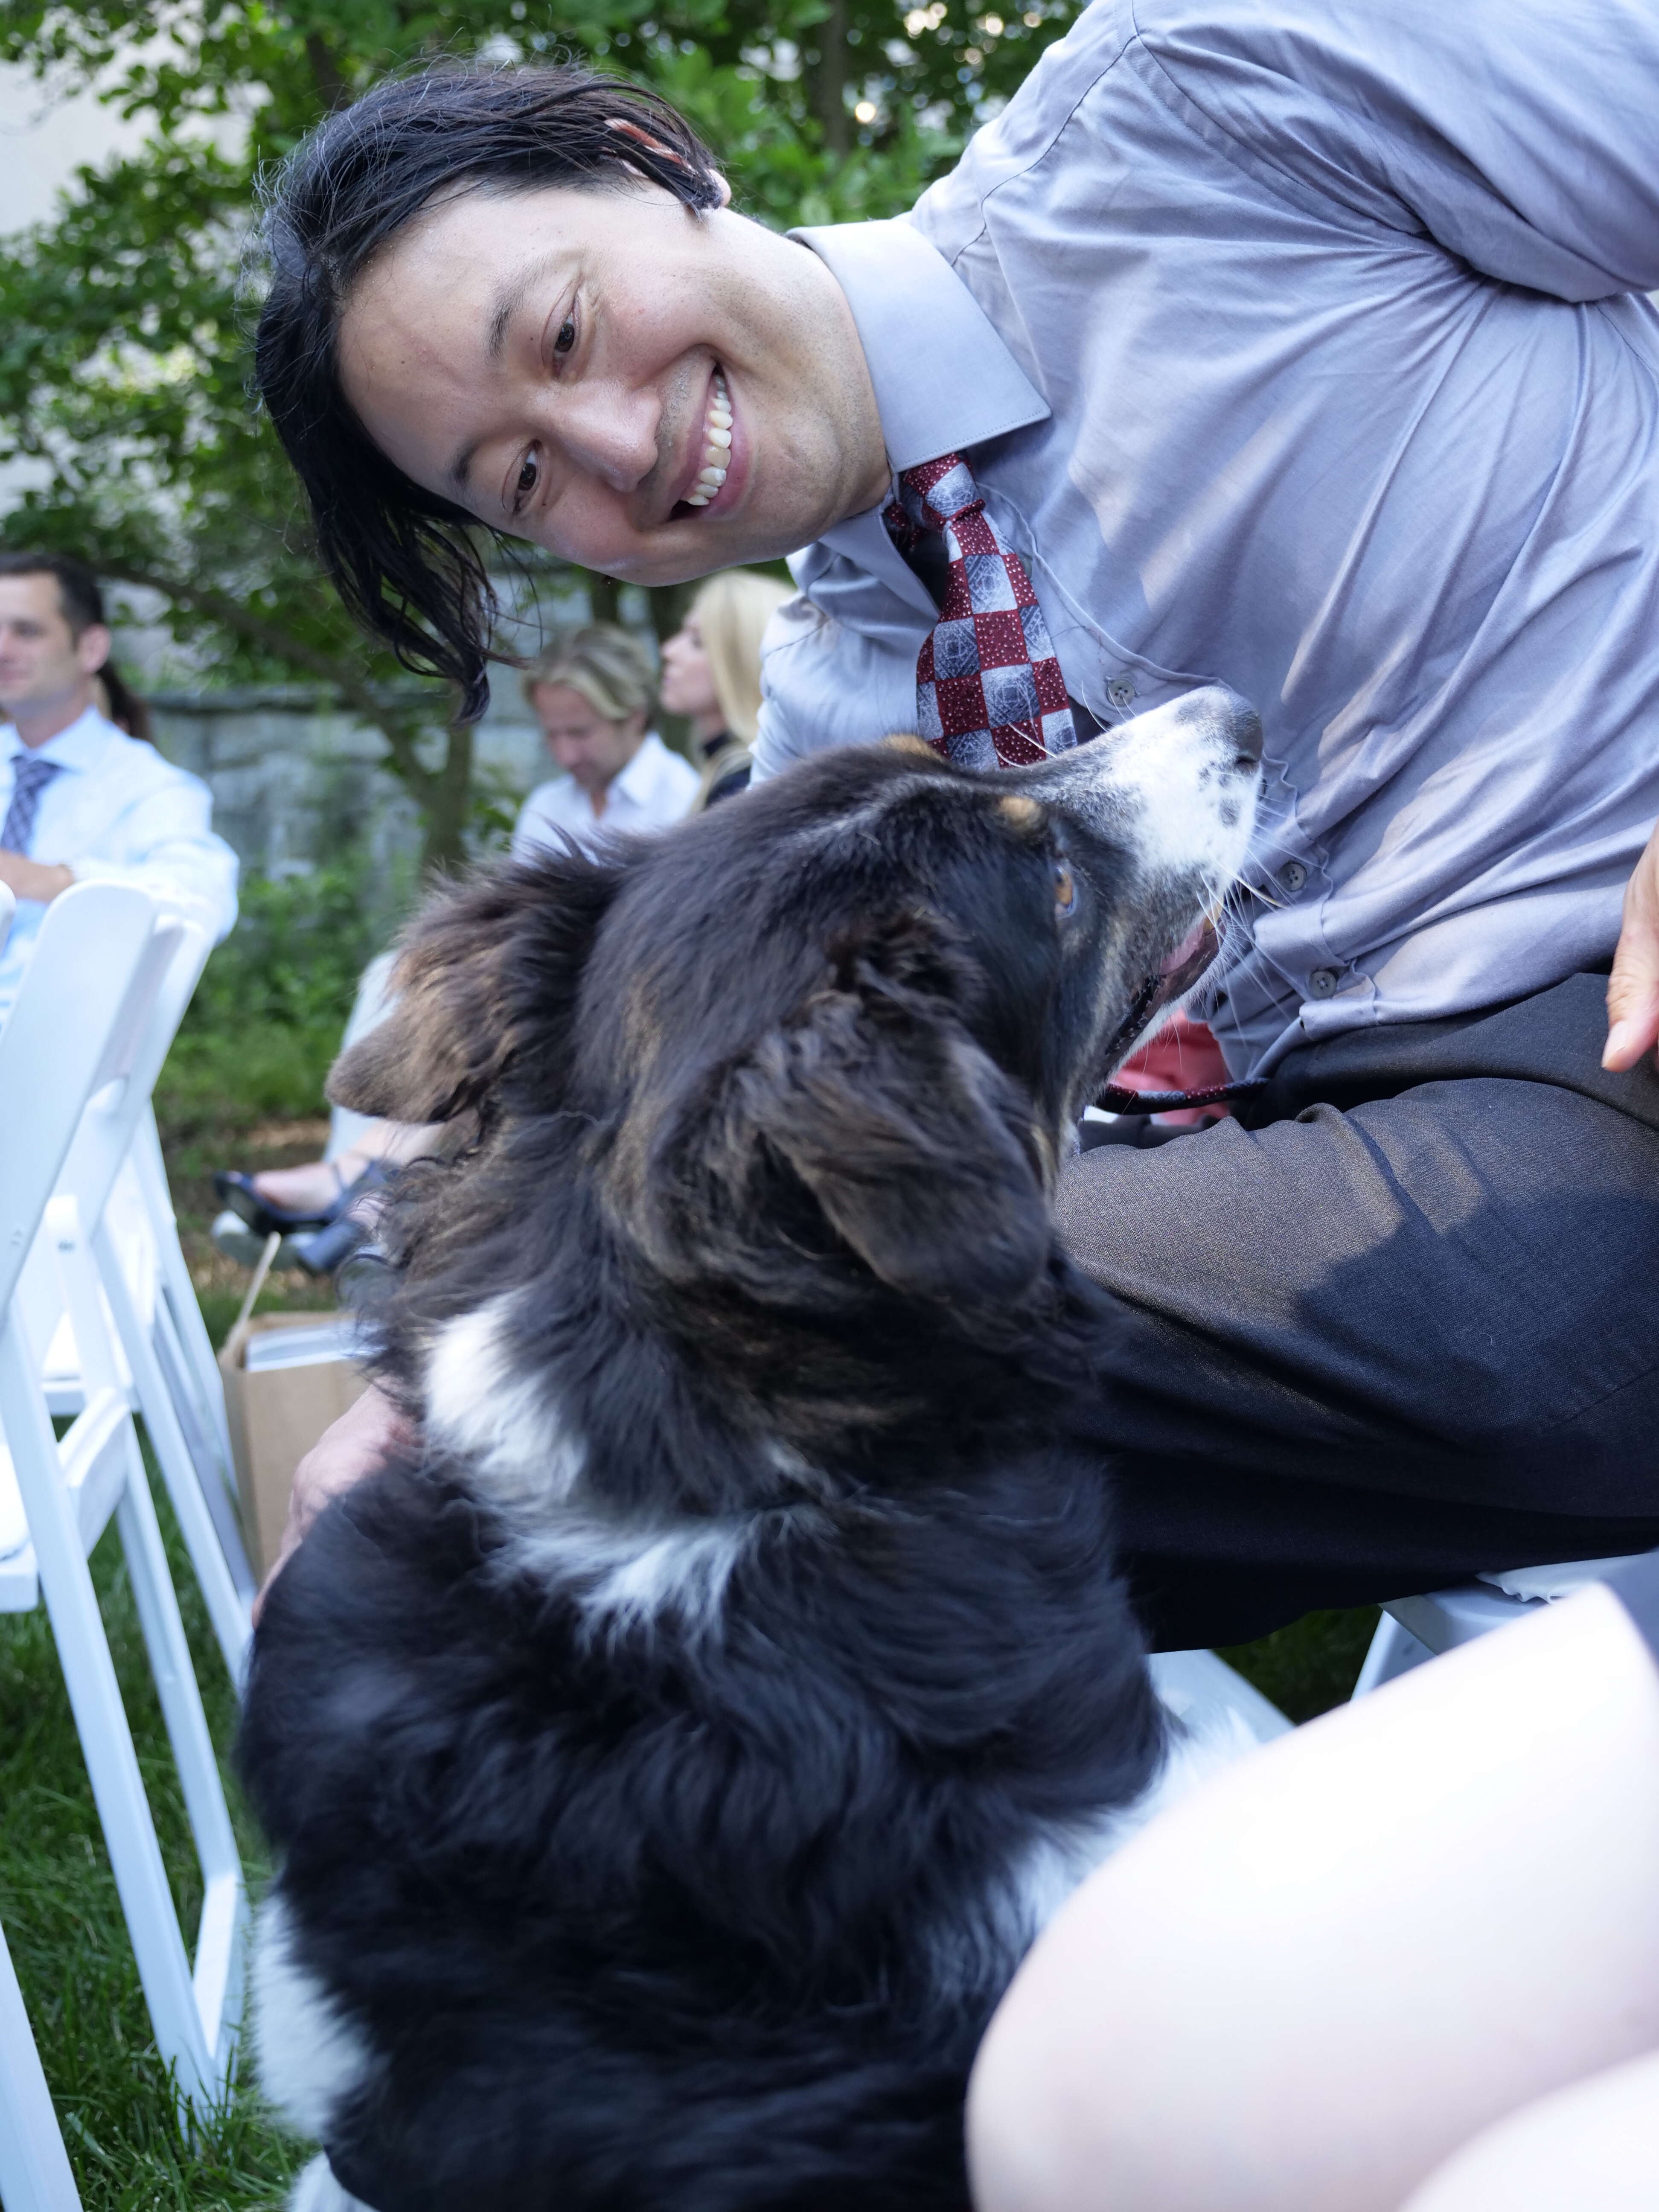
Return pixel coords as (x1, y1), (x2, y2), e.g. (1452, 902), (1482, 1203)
(5, 682), (96, 750)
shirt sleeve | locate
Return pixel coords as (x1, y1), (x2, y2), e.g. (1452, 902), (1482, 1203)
(65, 777), (240, 944)
(1135, 0), (1659, 299)
(1604, 1551), (1659, 1674)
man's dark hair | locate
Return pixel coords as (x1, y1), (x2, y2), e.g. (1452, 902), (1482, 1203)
(0, 550), (106, 638)
(255, 64), (723, 721)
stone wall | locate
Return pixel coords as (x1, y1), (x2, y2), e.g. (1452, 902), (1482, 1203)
(148, 686), (555, 895)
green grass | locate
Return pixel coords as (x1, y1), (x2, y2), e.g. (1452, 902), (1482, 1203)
(0, 1474), (303, 2209)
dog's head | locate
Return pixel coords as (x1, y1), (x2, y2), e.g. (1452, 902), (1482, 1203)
(333, 687), (1259, 1450)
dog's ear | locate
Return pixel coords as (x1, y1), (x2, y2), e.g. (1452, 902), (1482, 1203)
(728, 916), (1051, 1308)
(327, 850), (622, 1124)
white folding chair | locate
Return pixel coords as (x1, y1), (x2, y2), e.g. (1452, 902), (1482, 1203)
(0, 883), (81, 2211)
(0, 1916), (81, 2212)
(1352, 1549), (1659, 1696)
(22, 917), (253, 1680)
(0, 883), (246, 2115)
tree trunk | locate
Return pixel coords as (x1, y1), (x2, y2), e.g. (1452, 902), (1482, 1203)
(815, 0), (850, 154)
(421, 720), (476, 878)
(585, 571), (622, 625)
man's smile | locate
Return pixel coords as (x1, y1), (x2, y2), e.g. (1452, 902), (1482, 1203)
(666, 359), (747, 527)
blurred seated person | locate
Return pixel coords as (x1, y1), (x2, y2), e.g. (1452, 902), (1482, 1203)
(217, 951), (439, 1232)
(225, 623), (694, 1229)
(659, 570), (794, 811)
(512, 623), (696, 859)
(0, 550), (238, 1024)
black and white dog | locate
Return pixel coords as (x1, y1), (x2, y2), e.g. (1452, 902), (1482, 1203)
(242, 686), (1264, 2212)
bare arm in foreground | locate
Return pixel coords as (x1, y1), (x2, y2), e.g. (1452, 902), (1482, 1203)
(967, 1583), (1659, 2212)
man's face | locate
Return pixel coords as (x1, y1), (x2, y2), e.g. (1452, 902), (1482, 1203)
(0, 574), (109, 717)
(337, 180), (891, 588)
(533, 682), (646, 795)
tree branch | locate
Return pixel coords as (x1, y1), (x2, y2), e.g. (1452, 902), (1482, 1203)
(99, 557), (440, 802)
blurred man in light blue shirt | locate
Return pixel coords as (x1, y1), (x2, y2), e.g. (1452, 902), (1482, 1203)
(0, 552), (238, 1024)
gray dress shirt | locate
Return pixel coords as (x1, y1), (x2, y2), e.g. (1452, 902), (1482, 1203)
(753, 0), (1659, 1076)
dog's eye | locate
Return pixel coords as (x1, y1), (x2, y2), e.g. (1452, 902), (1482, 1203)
(1053, 858), (1076, 915)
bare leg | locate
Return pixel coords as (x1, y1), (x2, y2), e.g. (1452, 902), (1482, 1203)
(251, 1119), (440, 1214)
(967, 1584), (1659, 2212)
(1400, 2047), (1659, 2211)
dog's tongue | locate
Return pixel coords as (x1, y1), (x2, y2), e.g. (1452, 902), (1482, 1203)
(1160, 918), (1214, 977)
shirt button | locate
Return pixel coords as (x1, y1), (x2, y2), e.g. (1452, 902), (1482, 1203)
(1281, 860), (1308, 894)
(1107, 677), (1137, 712)
(1308, 967), (1339, 999)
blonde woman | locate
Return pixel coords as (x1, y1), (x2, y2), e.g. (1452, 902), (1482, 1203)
(514, 623), (696, 858)
(659, 570), (793, 811)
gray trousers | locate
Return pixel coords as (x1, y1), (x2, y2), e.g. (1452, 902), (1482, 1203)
(1058, 972), (1659, 1649)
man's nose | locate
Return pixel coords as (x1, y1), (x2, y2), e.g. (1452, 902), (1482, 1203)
(556, 383), (663, 495)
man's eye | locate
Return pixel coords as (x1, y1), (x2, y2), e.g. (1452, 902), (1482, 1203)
(513, 451), (540, 508)
(1054, 858), (1076, 914)
(553, 315), (576, 355)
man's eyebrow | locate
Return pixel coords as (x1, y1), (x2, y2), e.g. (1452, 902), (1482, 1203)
(486, 249), (567, 362)
(446, 251), (570, 500)
(446, 433), (485, 500)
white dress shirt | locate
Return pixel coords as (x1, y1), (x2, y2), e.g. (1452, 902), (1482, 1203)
(756, 0), (1659, 1077)
(0, 706), (239, 1023)
(511, 731), (699, 860)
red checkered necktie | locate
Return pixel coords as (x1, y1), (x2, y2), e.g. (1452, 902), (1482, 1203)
(885, 452), (1077, 768)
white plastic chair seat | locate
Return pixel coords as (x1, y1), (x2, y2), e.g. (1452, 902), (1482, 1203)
(1353, 1548), (1658, 1695)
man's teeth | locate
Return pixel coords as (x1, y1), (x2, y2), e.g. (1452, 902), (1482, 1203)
(683, 371), (732, 509)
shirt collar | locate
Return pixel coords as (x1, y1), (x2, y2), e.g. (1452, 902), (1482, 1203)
(610, 731), (667, 806)
(1, 704), (122, 772)
(789, 220), (1049, 606)
(791, 219), (1049, 472)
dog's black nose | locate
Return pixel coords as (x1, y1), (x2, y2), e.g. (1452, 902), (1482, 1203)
(1210, 685), (1263, 766)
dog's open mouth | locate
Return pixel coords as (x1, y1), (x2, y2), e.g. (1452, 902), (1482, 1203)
(1156, 915), (1220, 1001)
(1097, 915), (1222, 1080)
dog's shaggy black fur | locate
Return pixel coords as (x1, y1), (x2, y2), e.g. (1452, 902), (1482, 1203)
(241, 705), (1261, 2212)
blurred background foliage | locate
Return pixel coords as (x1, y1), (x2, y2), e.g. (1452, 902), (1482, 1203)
(0, 0), (1083, 867)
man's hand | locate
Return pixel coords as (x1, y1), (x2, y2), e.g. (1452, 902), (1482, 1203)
(1606, 820), (1659, 1071)
(0, 849), (73, 903)
(253, 1381), (416, 1621)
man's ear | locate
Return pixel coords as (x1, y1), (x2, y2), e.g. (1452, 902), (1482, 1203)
(726, 918), (1051, 1309)
(327, 848), (622, 1125)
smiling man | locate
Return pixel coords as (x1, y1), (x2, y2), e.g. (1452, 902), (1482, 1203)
(0, 552), (238, 1022)
(253, 1), (1659, 1648)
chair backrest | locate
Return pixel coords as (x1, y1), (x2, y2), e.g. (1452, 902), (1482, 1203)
(52, 913), (209, 1244)
(0, 884), (169, 1316)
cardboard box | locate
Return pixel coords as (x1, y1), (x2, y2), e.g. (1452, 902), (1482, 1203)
(218, 1313), (370, 1580)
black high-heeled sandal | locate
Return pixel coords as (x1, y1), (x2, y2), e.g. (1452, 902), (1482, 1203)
(215, 1157), (390, 1237)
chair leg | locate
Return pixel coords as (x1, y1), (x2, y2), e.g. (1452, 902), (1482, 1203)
(1351, 1609), (1435, 1698)
(0, 1916), (81, 2212)
(149, 1295), (256, 1604)
(0, 1318), (219, 2114)
(92, 1219), (251, 1689)
(134, 1111), (236, 1473)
